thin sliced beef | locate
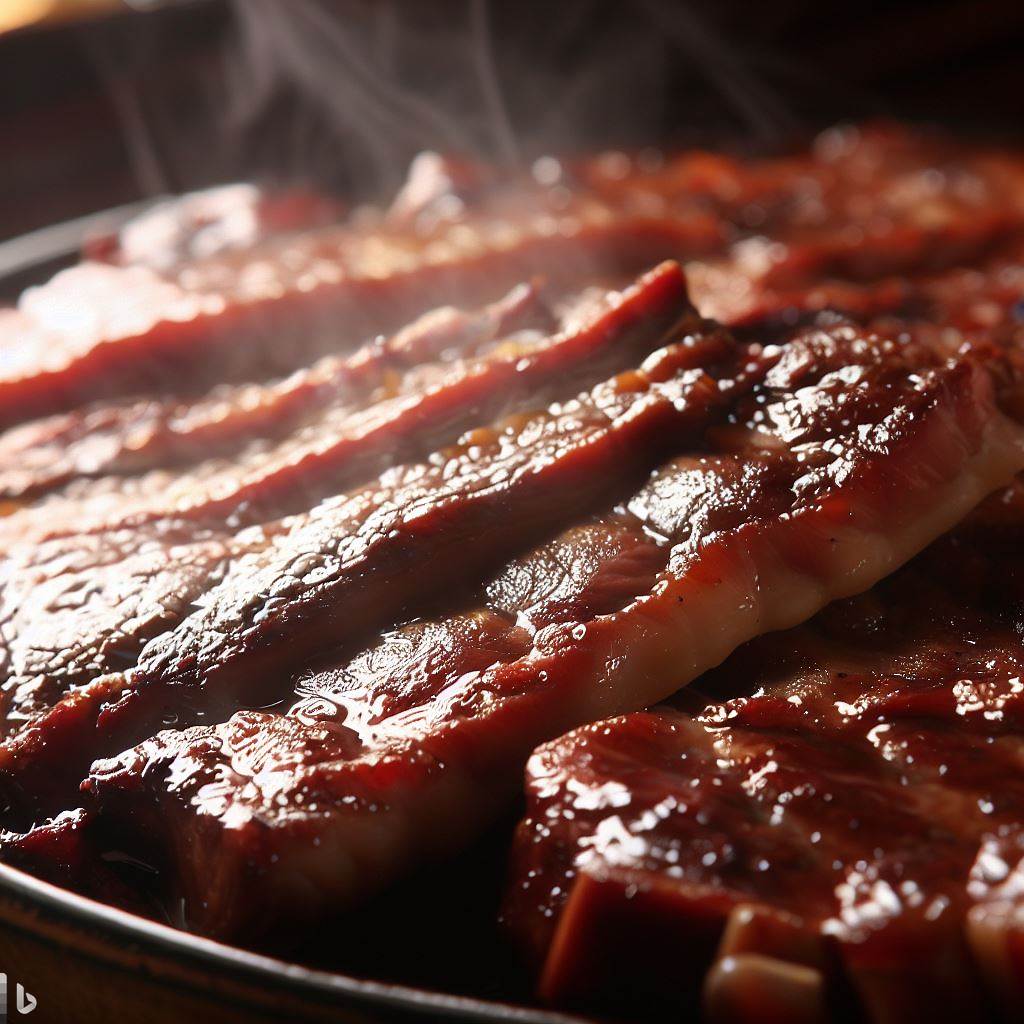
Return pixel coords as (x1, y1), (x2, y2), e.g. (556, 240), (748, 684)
(6, 124), (1024, 433)
(649, 132), (1024, 333)
(76, 321), (1024, 938)
(0, 264), (700, 790)
(3, 307), (735, 811)
(753, 125), (1024, 286)
(503, 484), (1024, 1023)
(0, 519), (276, 750)
(865, 242), (1024, 375)
(692, 235), (1024, 348)
(4, 125), (1024, 987)
(687, 256), (913, 331)
(0, 280), (553, 501)
(582, 123), (1024, 288)
(0, 263), (695, 545)
(0, 193), (718, 429)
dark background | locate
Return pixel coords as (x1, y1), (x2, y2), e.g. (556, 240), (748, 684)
(2, 0), (1023, 242)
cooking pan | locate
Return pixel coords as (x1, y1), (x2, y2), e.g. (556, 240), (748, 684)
(0, 859), (594, 1024)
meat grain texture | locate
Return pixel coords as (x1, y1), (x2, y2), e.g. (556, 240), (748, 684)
(2, 124), (1024, 1023)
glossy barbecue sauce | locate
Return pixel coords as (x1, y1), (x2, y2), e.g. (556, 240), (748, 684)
(2, 124), (1024, 1021)
(506, 484), (1024, 1022)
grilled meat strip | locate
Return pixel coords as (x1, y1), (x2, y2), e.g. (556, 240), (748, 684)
(0, 281), (553, 502)
(0, 124), (1023, 995)
(0, 279), (721, 812)
(585, 124), (1024, 288)
(0, 191), (717, 430)
(692, 234), (1024, 354)
(75, 318), (1024, 938)
(0, 264), (692, 546)
(4, 125), (1023, 433)
(504, 483), (1024, 1023)
(0, 265), (700, 805)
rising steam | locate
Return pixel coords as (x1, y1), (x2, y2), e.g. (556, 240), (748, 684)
(88, 0), (807, 202)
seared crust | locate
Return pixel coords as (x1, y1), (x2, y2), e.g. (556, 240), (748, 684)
(505, 488), (1024, 1020)
(2, 124), (1024, 983)
(0, 264), (704, 806)
(79, 320), (1024, 938)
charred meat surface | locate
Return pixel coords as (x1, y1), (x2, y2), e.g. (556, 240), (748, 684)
(0, 124), (1023, 1018)
(0, 263), (702, 807)
(75, 317), (1024, 938)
